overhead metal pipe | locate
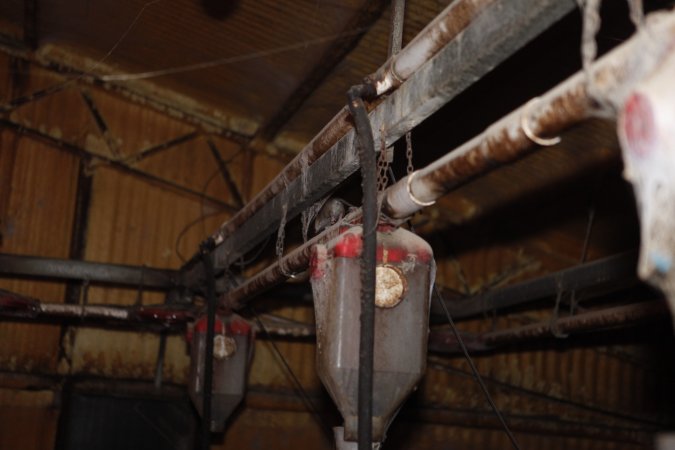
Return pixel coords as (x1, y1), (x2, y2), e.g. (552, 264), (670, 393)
(180, 0), (575, 290)
(483, 300), (667, 347)
(370, 0), (495, 95)
(205, 0), (500, 248)
(217, 11), (675, 313)
(0, 289), (194, 326)
(429, 300), (668, 354)
(220, 213), (350, 310)
(0, 253), (179, 289)
(383, 11), (675, 219)
(0, 288), (314, 336)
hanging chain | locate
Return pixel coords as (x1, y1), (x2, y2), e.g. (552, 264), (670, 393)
(275, 203), (294, 277)
(405, 131), (414, 175)
(377, 127), (391, 192)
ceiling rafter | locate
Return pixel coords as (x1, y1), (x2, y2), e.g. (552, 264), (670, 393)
(0, 118), (238, 213)
(245, 0), (390, 153)
(0, 35), (251, 146)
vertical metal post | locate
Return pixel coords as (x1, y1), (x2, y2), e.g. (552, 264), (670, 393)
(388, 0), (406, 56)
(57, 159), (94, 367)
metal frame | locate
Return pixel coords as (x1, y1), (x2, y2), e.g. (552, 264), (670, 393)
(182, 0), (577, 290)
(0, 253), (179, 289)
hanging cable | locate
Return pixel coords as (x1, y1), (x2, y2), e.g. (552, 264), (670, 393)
(250, 306), (334, 444)
(347, 83), (378, 450)
(386, 166), (519, 448)
(434, 285), (521, 450)
(200, 244), (217, 450)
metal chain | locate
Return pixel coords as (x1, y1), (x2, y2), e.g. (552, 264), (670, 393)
(275, 203), (294, 277)
(405, 131), (414, 175)
(377, 127), (390, 192)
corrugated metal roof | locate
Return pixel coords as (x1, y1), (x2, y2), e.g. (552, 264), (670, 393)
(30, 0), (364, 134)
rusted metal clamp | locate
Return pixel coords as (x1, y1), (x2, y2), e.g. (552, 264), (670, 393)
(406, 171), (436, 207)
(521, 97), (562, 147)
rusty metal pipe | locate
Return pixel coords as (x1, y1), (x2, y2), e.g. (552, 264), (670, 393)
(383, 11), (675, 218)
(211, 109), (353, 246)
(372, 0), (495, 95)
(39, 303), (131, 321)
(0, 288), (314, 337)
(207, 0), (498, 247)
(483, 300), (668, 347)
(219, 212), (354, 310)
(215, 12), (675, 310)
(0, 288), (194, 326)
(429, 300), (668, 354)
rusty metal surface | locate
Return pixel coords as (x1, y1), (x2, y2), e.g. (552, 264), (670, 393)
(0, 111), (79, 374)
(370, 0), (496, 94)
(219, 210), (353, 311)
(429, 300), (668, 353)
(484, 300), (668, 347)
(0, 57), (238, 383)
(436, 119), (620, 224)
(278, 0), (453, 145)
(182, 0), (574, 293)
(384, 11), (675, 218)
(0, 0), (463, 153)
(0, 389), (59, 450)
(1, 6), (674, 449)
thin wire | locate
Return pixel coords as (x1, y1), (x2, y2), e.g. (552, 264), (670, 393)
(175, 170), (222, 262)
(434, 285), (521, 449)
(94, 0), (163, 71)
(174, 210), (225, 263)
(236, 234), (273, 268)
(249, 306), (334, 444)
(3, 0), (161, 110)
(385, 166), (517, 446)
(100, 26), (371, 82)
(175, 146), (248, 262)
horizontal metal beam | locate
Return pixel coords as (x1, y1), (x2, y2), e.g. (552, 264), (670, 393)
(0, 287), (315, 337)
(183, 0), (576, 289)
(0, 253), (179, 289)
(434, 251), (638, 320)
(0, 118), (238, 212)
(0, 34), (251, 145)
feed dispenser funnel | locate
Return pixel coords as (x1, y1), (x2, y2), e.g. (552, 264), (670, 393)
(310, 225), (435, 446)
(187, 313), (253, 432)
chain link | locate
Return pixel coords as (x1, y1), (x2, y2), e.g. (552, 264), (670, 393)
(405, 131), (414, 175)
(377, 127), (390, 192)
